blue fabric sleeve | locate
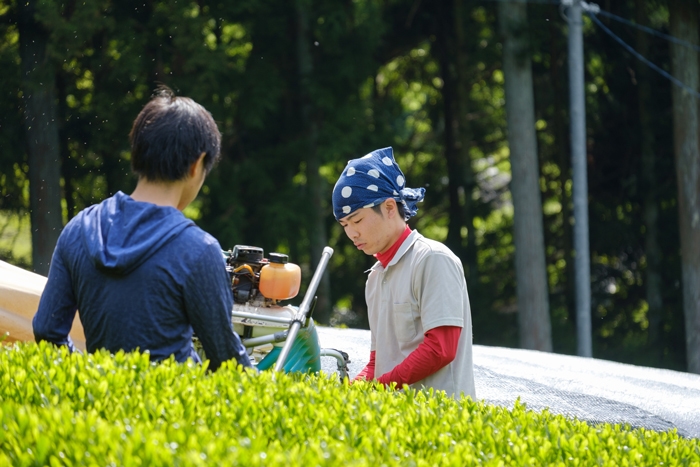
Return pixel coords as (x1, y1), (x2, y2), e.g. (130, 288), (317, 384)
(32, 235), (78, 352)
(183, 242), (252, 371)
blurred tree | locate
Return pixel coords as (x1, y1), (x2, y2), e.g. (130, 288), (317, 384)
(435, 0), (474, 268)
(498, 0), (552, 352)
(669, 0), (700, 374)
(579, 1), (682, 370)
(295, 0), (330, 322)
(635, 1), (663, 364)
(453, 0), (480, 291)
(534, 3), (576, 341)
(17, 0), (62, 274)
(0, 2), (27, 214)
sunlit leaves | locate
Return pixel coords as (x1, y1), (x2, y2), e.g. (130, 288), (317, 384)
(1, 342), (698, 466)
(220, 24), (253, 60)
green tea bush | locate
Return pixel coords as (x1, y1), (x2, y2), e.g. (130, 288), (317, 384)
(0, 342), (698, 466)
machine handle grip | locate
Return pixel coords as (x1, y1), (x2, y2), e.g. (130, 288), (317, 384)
(274, 246), (334, 372)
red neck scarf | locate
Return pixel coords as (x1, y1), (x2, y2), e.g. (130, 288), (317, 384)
(375, 225), (412, 268)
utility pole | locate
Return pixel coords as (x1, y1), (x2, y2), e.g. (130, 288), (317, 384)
(563, 0), (598, 358)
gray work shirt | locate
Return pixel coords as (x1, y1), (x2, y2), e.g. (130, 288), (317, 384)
(366, 230), (476, 399)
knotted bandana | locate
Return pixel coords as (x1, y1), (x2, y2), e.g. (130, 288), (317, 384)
(332, 147), (426, 220)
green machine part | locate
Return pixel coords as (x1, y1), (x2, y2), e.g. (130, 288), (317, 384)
(256, 320), (321, 373)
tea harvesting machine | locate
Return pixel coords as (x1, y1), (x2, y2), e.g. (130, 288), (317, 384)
(219, 244), (349, 378)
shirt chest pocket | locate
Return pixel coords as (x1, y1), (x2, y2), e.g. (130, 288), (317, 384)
(391, 302), (419, 342)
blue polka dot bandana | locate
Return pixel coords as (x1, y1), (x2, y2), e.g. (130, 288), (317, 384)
(332, 147), (426, 220)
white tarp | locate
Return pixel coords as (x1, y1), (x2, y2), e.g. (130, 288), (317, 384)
(316, 327), (700, 439)
(0, 260), (85, 349)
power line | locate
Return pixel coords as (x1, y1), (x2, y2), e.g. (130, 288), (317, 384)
(596, 9), (700, 52)
(490, 0), (700, 53)
(480, 1), (700, 98)
(478, 0), (560, 4)
(588, 12), (700, 99)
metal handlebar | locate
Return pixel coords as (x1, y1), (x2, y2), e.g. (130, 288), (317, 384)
(274, 246), (334, 372)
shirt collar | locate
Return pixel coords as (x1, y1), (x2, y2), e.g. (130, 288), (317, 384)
(374, 225), (411, 268)
(369, 229), (422, 272)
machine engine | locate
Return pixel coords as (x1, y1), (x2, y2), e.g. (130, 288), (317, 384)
(222, 245), (305, 354)
(224, 245), (301, 307)
(201, 245), (347, 377)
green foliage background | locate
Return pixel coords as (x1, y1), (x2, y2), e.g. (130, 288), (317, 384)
(0, 1), (688, 370)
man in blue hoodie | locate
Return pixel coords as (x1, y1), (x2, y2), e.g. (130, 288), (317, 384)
(33, 87), (252, 372)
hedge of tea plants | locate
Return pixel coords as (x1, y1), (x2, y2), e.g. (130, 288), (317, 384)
(0, 342), (698, 466)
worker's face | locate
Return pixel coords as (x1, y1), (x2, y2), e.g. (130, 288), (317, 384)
(339, 202), (395, 256)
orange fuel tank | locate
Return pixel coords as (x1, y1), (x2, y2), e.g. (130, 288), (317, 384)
(258, 253), (301, 301)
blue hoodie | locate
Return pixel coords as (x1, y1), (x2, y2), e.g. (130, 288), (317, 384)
(33, 191), (251, 371)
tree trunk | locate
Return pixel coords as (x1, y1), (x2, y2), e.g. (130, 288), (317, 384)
(18, 1), (63, 275)
(669, 0), (700, 374)
(454, 0), (480, 289)
(436, 0), (466, 262)
(436, 0), (481, 294)
(636, 3), (663, 362)
(296, 0), (331, 323)
(549, 4), (576, 326)
(56, 71), (75, 221)
(498, 0), (552, 351)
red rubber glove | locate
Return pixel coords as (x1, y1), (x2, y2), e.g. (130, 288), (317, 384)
(354, 350), (376, 381)
(377, 326), (461, 388)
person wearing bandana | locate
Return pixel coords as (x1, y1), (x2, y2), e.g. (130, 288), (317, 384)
(332, 147), (476, 399)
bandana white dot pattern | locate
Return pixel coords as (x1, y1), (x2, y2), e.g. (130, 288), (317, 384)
(332, 146), (425, 221)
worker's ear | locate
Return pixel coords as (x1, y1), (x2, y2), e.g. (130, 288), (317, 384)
(188, 152), (207, 178)
(383, 198), (398, 219)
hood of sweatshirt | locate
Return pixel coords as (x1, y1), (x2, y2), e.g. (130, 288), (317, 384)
(80, 191), (194, 274)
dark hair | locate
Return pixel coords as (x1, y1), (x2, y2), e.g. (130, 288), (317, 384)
(129, 86), (221, 181)
(371, 199), (408, 221)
